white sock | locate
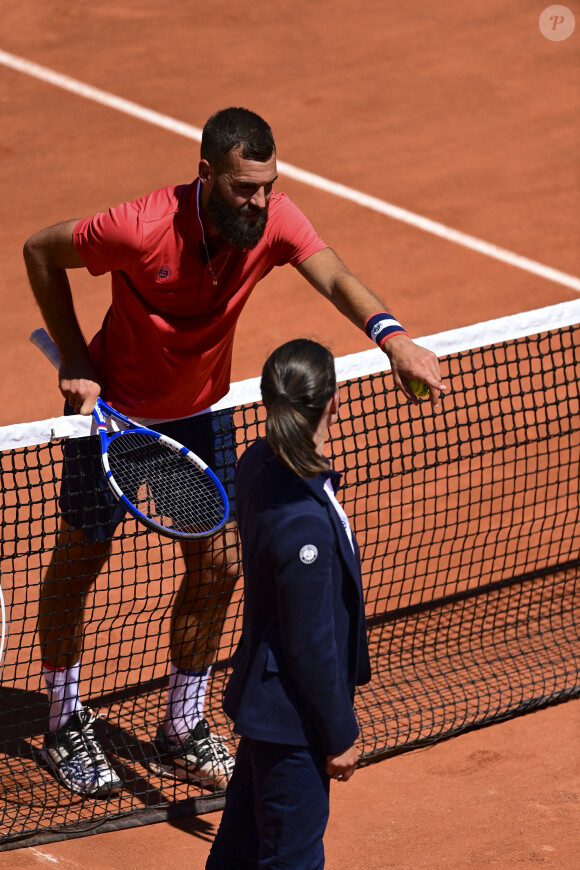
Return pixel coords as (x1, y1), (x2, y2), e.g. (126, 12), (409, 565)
(43, 662), (84, 732)
(162, 664), (211, 742)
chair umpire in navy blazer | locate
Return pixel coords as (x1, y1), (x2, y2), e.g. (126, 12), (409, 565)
(207, 431), (371, 869)
(225, 437), (370, 752)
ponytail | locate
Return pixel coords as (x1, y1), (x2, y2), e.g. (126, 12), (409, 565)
(260, 339), (336, 478)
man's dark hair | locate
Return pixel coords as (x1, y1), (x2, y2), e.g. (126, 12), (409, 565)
(201, 108), (275, 169)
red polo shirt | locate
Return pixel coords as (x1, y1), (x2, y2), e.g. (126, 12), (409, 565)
(73, 179), (327, 418)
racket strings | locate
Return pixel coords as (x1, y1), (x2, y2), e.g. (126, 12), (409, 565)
(107, 432), (226, 535)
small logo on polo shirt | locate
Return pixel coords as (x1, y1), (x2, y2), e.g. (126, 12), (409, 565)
(157, 265), (173, 281)
(299, 545), (318, 564)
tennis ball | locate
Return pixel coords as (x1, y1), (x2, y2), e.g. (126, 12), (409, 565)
(409, 378), (429, 399)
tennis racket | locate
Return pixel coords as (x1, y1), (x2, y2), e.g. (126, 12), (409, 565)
(30, 328), (229, 539)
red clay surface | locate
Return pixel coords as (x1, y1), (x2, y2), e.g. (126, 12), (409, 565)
(0, 1), (578, 867)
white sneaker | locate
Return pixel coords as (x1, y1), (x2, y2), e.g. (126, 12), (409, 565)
(43, 708), (122, 797)
(149, 719), (234, 791)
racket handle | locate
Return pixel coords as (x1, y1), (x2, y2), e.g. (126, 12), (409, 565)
(30, 328), (62, 369)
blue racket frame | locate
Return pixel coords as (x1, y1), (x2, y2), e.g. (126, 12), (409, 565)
(92, 398), (229, 539)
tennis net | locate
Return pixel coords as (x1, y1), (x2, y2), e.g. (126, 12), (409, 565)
(1, 300), (579, 849)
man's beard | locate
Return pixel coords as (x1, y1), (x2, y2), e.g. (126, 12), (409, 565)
(206, 183), (269, 250)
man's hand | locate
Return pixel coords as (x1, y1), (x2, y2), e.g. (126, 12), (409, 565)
(383, 333), (447, 409)
(59, 357), (102, 415)
(326, 744), (360, 783)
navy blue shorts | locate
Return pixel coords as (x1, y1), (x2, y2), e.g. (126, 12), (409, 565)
(58, 404), (237, 542)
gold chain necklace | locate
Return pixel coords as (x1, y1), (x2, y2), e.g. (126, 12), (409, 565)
(204, 242), (231, 286)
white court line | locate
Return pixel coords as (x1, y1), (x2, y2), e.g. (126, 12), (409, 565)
(29, 848), (59, 864)
(28, 847), (89, 868)
(2, 48), (579, 293)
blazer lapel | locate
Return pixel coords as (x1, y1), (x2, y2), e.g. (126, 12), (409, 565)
(325, 501), (363, 586)
(298, 471), (364, 596)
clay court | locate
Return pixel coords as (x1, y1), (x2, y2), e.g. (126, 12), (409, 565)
(0, 2), (578, 867)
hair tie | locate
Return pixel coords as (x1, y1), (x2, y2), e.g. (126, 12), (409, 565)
(278, 392), (292, 403)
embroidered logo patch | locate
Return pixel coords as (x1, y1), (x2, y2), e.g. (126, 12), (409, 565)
(299, 545), (318, 564)
(157, 265), (173, 281)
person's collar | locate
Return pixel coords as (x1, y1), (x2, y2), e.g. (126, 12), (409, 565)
(262, 439), (341, 498)
(302, 463), (342, 499)
(324, 467), (342, 494)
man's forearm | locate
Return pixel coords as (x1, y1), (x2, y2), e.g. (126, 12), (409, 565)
(326, 269), (391, 331)
(23, 225), (91, 366)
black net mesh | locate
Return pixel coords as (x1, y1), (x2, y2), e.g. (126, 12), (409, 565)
(0, 323), (578, 850)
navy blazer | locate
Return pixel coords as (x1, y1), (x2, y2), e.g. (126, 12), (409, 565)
(224, 438), (371, 756)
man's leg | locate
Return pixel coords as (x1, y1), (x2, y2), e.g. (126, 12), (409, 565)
(171, 525), (240, 672)
(39, 519), (123, 796)
(147, 407), (238, 789)
(151, 525), (239, 789)
(39, 521), (110, 672)
(39, 416), (128, 797)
